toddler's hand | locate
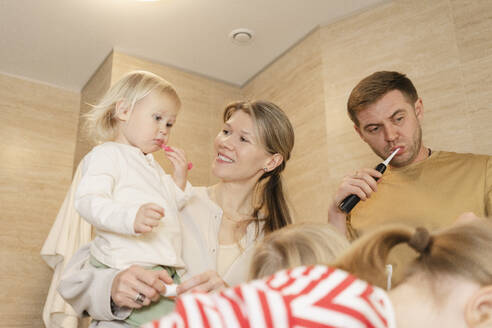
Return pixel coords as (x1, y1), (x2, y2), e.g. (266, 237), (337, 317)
(162, 146), (189, 191)
(134, 203), (164, 234)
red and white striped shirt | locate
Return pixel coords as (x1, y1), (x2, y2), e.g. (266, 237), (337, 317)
(142, 266), (396, 328)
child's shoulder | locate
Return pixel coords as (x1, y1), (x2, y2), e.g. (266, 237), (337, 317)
(85, 142), (121, 160)
(190, 186), (210, 199)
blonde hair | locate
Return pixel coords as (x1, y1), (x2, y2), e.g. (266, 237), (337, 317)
(333, 220), (492, 289)
(223, 101), (295, 236)
(84, 70), (181, 143)
(249, 222), (349, 280)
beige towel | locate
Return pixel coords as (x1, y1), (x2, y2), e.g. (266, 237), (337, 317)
(41, 164), (92, 328)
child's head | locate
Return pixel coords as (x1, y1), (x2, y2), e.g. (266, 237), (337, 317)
(334, 219), (492, 288)
(333, 219), (492, 327)
(249, 222), (349, 280)
(85, 70), (181, 153)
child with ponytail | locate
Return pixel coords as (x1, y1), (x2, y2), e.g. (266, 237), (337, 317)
(334, 218), (492, 327)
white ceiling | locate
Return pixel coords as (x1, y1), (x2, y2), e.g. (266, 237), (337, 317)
(0, 0), (386, 92)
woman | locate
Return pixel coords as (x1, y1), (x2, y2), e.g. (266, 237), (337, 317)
(58, 100), (295, 326)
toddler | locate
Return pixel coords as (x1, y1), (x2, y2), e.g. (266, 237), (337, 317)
(75, 71), (190, 327)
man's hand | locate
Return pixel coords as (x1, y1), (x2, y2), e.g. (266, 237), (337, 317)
(328, 168), (383, 235)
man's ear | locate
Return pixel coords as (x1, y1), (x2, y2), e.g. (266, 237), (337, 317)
(414, 97), (424, 122)
(115, 100), (130, 121)
(465, 285), (492, 328)
(263, 153), (283, 172)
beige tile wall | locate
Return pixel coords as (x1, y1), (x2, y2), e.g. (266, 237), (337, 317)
(73, 52), (114, 170)
(0, 74), (80, 327)
(242, 29), (328, 223)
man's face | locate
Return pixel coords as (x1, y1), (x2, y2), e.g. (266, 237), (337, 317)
(354, 89), (426, 167)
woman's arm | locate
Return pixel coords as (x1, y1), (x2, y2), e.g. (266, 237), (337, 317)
(58, 245), (130, 321)
(75, 149), (140, 236)
(58, 245), (174, 321)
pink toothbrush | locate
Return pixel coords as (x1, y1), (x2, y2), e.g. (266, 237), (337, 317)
(161, 144), (193, 170)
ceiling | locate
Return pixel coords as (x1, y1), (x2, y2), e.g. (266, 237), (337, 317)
(0, 0), (386, 92)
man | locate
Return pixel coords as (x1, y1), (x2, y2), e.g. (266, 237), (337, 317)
(328, 71), (492, 279)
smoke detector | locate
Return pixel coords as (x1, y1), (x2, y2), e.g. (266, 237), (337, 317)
(229, 28), (254, 45)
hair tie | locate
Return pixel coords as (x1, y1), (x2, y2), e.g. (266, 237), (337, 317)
(408, 227), (433, 253)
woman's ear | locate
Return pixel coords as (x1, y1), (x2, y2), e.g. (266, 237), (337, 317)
(465, 286), (492, 328)
(263, 153), (283, 172)
(115, 100), (130, 121)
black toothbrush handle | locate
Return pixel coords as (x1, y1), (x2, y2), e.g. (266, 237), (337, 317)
(338, 163), (387, 213)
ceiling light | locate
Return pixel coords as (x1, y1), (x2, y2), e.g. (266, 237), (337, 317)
(229, 28), (254, 45)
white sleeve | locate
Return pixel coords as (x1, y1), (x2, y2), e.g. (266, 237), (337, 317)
(174, 181), (193, 210)
(157, 165), (193, 211)
(75, 147), (139, 235)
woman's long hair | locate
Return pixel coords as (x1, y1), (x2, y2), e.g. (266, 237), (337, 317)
(223, 101), (295, 236)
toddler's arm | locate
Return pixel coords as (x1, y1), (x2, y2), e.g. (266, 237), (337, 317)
(75, 148), (139, 235)
(162, 146), (189, 191)
(133, 203), (164, 233)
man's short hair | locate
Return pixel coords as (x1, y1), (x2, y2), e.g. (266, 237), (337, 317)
(347, 71), (419, 126)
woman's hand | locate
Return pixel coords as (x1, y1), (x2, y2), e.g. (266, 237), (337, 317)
(177, 270), (228, 295)
(163, 146), (189, 191)
(111, 265), (174, 309)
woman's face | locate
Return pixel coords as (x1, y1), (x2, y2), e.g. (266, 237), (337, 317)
(212, 110), (273, 183)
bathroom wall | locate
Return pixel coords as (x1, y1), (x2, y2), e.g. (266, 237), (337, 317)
(0, 73), (80, 327)
(73, 52), (114, 171)
(242, 29), (328, 223)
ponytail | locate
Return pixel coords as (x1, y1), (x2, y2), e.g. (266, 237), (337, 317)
(253, 168), (292, 235)
(333, 220), (492, 289)
(334, 225), (414, 288)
